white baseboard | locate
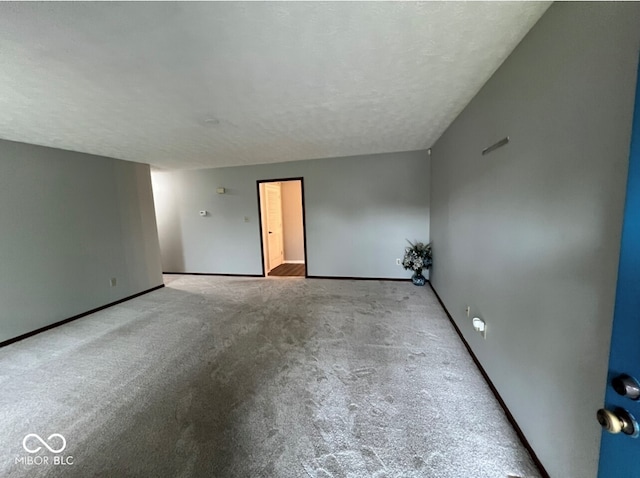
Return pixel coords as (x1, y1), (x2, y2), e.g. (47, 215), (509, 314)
(284, 260), (305, 264)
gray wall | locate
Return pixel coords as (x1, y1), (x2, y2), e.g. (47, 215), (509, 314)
(429, 3), (640, 477)
(152, 150), (430, 278)
(0, 139), (163, 343)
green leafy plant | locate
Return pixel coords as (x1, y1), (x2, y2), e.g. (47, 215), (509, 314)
(402, 240), (432, 272)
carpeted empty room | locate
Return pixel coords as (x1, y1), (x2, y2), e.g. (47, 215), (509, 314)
(0, 275), (540, 478)
(7, 3), (640, 476)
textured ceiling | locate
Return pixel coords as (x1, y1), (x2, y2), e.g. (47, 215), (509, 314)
(0, 2), (550, 170)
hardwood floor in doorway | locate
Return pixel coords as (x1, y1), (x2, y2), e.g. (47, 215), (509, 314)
(268, 263), (305, 277)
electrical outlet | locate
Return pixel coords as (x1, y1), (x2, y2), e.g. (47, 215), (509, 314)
(472, 317), (487, 339)
(396, 258), (402, 265)
(110, 278), (117, 287)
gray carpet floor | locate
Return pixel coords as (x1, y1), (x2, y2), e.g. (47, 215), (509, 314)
(0, 275), (541, 478)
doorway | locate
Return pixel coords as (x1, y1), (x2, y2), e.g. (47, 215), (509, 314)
(257, 178), (307, 277)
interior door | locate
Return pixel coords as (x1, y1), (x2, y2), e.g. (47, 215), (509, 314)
(265, 182), (284, 272)
(597, 60), (640, 477)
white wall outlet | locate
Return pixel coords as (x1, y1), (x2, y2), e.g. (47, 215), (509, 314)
(396, 258), (402, 265)
(465, 306), (471, 317)
(199, 210), (207, 216)
(472, 317), (487, 339)
(110, 278), (117, 287)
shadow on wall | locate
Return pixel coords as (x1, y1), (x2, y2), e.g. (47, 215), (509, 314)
(162, 220), (186, 273)
(113, 162), (165, 291)
(151, 171), (185, 272)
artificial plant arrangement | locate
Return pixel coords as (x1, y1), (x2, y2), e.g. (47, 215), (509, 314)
(402, 240), (432, 286)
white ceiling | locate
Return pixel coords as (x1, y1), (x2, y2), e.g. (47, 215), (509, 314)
(0, 2), (550, 170)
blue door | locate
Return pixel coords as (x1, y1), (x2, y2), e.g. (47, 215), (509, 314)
(598, 59), (640, 477)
